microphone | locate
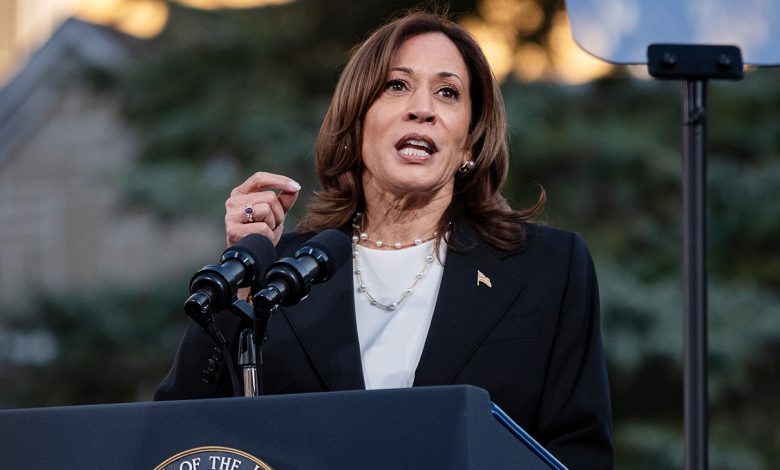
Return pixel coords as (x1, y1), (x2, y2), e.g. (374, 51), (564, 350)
(253, 229), (352, 309)
(184, 234), (277, 327)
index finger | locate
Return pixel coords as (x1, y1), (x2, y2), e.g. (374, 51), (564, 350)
(278, 187), (300, 214)
(232, 172), (301, 196)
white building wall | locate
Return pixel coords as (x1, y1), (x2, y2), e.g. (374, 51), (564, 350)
(0, 20), (224, 307)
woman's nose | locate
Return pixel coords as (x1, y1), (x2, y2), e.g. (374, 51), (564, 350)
(403, 91), (436, 123)
(404, 110), (436, 123)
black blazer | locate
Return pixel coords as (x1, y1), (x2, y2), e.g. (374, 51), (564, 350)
(156, 223), (613, 469)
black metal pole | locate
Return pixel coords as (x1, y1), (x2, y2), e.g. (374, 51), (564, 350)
(682, 79), (708, 470)
(646, 43), (741, 470)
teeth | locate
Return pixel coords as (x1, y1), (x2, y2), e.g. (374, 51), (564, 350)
(406, 139), (431, 149)
(400, 147), (431, 157)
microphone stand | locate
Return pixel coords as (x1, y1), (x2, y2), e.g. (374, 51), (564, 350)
(247, 297), (279, 397)
(228, 298), (260, 397)
(238, 328), (259, 397)
(192, 281), (281, 397)
(647, 44), (743, 470)
(188, 296), (257, 397)
(228, 287), (281, 397)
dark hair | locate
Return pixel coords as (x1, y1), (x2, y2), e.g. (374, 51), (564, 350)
(298, 11), (544, 251)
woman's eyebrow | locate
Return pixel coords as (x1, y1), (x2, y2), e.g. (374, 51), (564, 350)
(390, 66), (413, 74)
(438, 71), (464, 84)
(390, 67), (464, 84)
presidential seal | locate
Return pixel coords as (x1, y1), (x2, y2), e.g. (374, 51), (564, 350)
(155, 446), (274, 470)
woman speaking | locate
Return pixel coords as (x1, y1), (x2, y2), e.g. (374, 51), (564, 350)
(156, 11), (613, 469)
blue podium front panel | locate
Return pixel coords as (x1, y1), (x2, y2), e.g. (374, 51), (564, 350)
(1, 385), (552, 469)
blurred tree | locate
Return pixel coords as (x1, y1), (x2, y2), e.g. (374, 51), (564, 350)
(0, 278), (189, 407)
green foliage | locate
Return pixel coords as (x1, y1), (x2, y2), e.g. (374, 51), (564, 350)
(504, 77), (685, 279)
(0, 278), (189, 407)
(614, 421), (771, 470)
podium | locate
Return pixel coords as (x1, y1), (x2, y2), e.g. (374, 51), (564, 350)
(0, 385), (562, 469)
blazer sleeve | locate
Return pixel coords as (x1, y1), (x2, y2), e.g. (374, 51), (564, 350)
(537, 233), (614, 469)
(154, 311), (242, 401)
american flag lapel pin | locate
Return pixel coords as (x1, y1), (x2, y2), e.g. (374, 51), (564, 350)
(477, 270), (492, 288)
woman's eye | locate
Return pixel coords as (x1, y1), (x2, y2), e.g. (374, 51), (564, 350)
(386, 79), (408, 92)
(438, 86), (460, 100)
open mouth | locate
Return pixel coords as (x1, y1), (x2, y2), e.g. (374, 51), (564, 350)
(396, 134), (438, 158)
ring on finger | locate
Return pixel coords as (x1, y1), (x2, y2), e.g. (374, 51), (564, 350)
(244, 204), (254, 223)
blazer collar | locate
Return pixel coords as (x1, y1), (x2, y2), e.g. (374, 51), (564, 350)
(278, 223), (526, 390)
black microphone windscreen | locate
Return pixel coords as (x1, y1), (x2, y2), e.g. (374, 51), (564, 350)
(228, 233), (277, 272)
(301, 229), (352, 279)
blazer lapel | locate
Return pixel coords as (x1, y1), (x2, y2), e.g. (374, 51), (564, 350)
(274, 224), (526, 391)
(279, 255), (366, 391)
(414, 232), (526, 386)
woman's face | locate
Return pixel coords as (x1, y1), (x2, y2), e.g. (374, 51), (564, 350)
(360, 32), (472, 202)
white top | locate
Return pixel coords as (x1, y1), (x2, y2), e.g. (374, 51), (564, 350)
(353, 240), (446, 390)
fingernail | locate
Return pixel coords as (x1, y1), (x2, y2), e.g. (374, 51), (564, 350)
(288, 181), (302, 191)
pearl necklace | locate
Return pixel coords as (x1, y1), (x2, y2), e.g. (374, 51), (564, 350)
(351, 212), (438, 311)
(351, 212), (438, 249)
